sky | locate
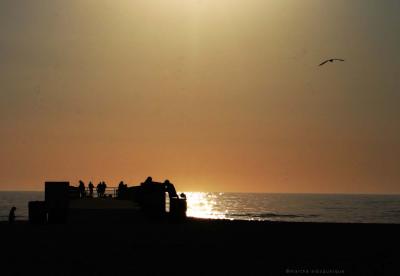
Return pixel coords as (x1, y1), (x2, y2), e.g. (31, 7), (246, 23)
(0, 0), (399, 193)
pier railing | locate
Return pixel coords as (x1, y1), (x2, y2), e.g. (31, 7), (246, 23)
(82, 187), (118, 198)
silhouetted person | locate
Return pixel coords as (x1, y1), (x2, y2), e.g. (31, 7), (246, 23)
(165, 179), (178, 199)
(142, 176), (153, 186)
(102, 181), (107, 197)
(97, 181), (106, 197)
(96, 182), (102, 197)
(88, 181), (94, 197)
(118, 181), (127, 197)
(78, 180), (86, 198)
(8, 207), (16, 224)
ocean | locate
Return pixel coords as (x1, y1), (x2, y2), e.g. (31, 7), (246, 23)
(1, 191), (399, 223)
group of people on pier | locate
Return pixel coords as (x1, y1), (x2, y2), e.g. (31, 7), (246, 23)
(78, 180), (108, 198)
(76, 177), (187, 201)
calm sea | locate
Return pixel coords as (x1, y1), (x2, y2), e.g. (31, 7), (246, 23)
(1, 191), (399, 223)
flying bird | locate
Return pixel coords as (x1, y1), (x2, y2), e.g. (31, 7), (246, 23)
(319, 58), (345, 66)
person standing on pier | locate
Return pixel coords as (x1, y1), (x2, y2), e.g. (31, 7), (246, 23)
(88, 181), (94, 197)
(96, 182), (101, 197)
(102, 181), (107, 197)
(117, 181), (127, 198)
(79, 180), (86, 198)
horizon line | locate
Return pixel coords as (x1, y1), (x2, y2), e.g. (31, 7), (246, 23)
(0, 190), (399, 196)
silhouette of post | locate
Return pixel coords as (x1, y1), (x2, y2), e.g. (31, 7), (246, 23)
(45, 181), (70, 223)
(28, 201), (47, 224)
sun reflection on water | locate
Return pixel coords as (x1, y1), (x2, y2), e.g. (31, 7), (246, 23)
(183, 192), (227, 219)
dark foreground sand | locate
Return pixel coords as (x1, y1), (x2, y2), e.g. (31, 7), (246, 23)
(0, 218), (399, 276)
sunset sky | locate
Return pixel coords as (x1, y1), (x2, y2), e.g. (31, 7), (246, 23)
(0, 0), (399, 193)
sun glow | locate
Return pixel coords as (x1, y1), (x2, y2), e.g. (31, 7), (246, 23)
(184, 192), (227, 219)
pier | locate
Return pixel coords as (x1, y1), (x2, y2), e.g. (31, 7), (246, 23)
(28, 179), (187, 224)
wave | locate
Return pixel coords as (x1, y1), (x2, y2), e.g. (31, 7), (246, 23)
(230, 212), (319, 219)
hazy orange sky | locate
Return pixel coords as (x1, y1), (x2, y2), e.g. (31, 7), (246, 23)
(0, 0), (399, 193)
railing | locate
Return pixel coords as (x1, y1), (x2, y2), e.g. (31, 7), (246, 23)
(81, 187), (118, 198)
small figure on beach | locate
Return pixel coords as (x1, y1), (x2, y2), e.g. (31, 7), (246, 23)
(8, 206), (16, 224)
(78, 180), (86, 198)
(88, 181), (94, 197)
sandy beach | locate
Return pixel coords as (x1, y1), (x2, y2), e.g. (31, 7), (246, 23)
(0, 218), (398, 276)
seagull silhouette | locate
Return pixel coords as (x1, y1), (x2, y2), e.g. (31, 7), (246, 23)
(319, 58), (345, 66)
